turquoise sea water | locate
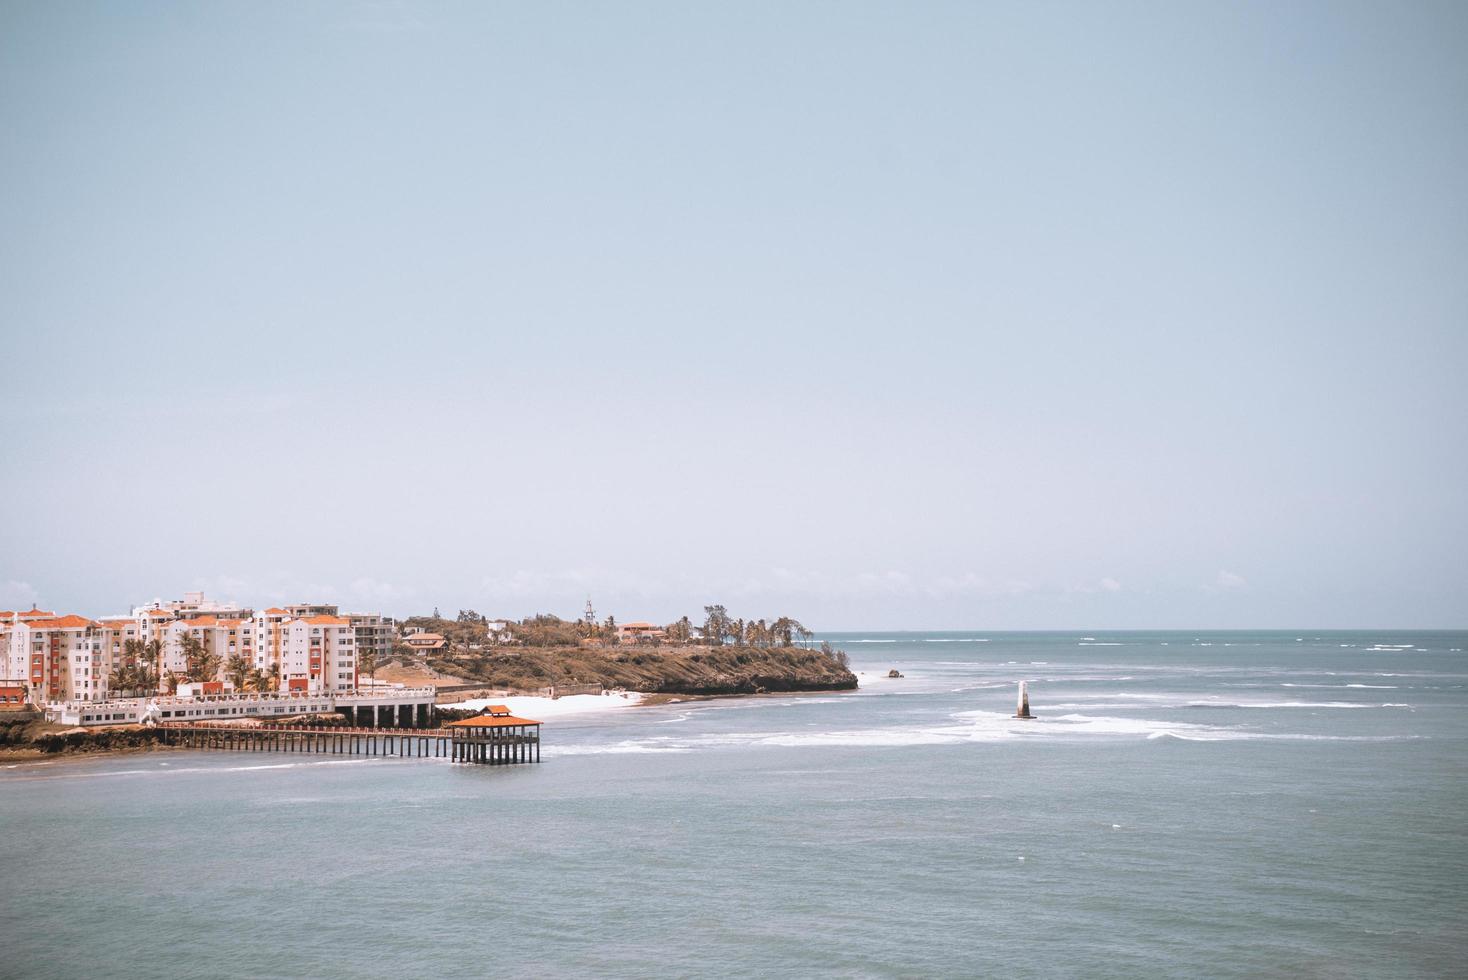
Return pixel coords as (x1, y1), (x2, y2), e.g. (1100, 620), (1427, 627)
(2, 630), (1465, 979)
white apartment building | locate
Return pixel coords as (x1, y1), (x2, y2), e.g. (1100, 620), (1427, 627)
(131, 591), (248, 618)
(347, 612), (397, 667)
(279, 615), (356, 694)
(3, 611), (103, 703)
(3, 599), (385, 706)
(160, 615), (261, 676)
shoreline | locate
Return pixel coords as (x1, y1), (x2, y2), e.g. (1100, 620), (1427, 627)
(1, 742), (183, 767)
(2, 686), (864, 767)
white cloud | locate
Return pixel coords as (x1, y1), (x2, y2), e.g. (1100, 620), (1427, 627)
(1215, 570), (1248, 590)
(1099, 577), (1123, 593)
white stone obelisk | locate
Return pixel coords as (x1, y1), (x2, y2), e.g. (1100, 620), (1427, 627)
(1014, 680), (1035, 720)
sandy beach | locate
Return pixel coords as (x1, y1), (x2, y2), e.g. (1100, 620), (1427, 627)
(443, 691), (647, 719)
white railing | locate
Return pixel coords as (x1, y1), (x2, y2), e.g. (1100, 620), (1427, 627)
(44, 686), (437, 714)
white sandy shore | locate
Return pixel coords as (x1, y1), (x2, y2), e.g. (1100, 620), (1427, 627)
(441, 692), (646, 719)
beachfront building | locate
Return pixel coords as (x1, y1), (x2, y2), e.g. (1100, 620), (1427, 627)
(256, 607), (293, 676)
(132, 591), (248, 620)
(3, 612), (102, 703)
(279, 615), (357, 694)
(3, 598), (395, 706)
(285, 602), (339, 619)
(160, 615), (261, 678)
(348, 612), (397, 666)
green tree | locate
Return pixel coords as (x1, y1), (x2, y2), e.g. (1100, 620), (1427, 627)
(139, 639), (161, 680)
(770, 617), (811, 647)
(107, 638), (160, 696)
(181, 633), (222, 683)
(703, 605), (730, 646)
(665, 616), (692, 643)
(821, 640), (849, 668)
(224, 652), (251, 689)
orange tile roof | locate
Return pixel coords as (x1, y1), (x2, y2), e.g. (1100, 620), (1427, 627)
(1, 608), (57, 620)
(26, 615), (97, 630)
(298, 615), (350, 626)
(263, 607), (290, 615)
(446, 713), (541, 728)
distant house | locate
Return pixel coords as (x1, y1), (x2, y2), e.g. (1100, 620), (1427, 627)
(617, 621), (666, 644)
(403, 632), (447, 653)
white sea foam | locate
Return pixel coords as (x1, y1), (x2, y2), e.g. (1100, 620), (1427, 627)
(1186, 700), (1369, 709)
(446, 693), (645, 718)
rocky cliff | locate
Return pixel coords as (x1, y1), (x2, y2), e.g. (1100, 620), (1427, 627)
(420, 643), (858, 696)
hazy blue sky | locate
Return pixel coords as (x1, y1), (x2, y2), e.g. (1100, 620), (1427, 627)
(1, 1), (1464, 628)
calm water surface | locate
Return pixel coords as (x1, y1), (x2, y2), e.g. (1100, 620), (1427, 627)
(2, 631), (1465, 979)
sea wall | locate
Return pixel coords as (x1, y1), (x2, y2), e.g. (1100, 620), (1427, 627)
(0, 715), (168, 756)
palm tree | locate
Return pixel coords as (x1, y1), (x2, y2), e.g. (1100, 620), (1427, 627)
(181, 634), (222, 683)
(224, 653), (251, 689)
(143, 639), (161, 684)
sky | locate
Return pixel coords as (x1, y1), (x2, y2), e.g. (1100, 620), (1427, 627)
(1, 1), (1464, 629)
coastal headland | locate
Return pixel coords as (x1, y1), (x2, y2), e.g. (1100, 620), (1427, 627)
(2, 601), (857, 761)
(391, 642), (858, 699)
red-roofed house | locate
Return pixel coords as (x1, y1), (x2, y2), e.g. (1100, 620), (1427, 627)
(617, 621), (667, 644)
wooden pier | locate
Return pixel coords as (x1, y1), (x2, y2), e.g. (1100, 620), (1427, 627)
(160, 704), (542, 765)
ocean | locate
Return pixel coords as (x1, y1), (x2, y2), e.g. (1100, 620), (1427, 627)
(2, 630), (1465, 979)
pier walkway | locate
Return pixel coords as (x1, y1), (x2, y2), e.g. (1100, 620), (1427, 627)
(160, 715), (541, 765)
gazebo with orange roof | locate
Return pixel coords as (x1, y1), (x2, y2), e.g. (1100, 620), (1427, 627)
(445, 704), (542, 764)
